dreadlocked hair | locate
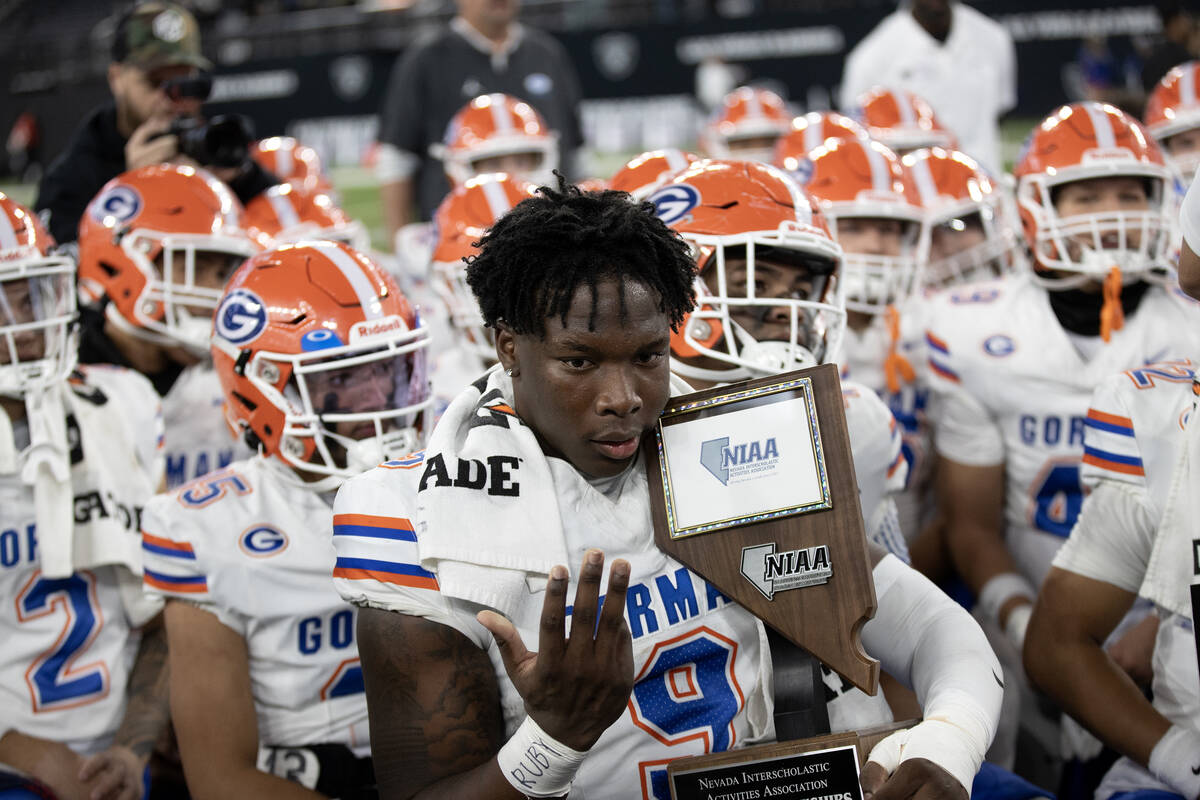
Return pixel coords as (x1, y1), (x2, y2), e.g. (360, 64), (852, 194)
(465, 174), (697, 337)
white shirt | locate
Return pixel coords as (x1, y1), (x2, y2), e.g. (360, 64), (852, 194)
(142, 456), (370, 755)
(1052, 363), (1198, 799)
(0, 366), (162, 757)
(161, 362), (253, 490)
(925, 274), (1200, 590)
(839, 2), (1017, 172)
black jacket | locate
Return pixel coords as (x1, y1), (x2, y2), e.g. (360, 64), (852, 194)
(76, 302), (185, 397)
(35, 104), (277, 244)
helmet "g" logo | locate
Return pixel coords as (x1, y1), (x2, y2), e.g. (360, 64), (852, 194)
(91, 186), (142, 225)
(648, 184), (701, 226)
(216, 288), (267, 345)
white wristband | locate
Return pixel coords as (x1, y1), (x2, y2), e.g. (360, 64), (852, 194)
(867, 717), (985, 796)
(1003, 603), (1032, 653)
(977, 572), (1036, 629)
(497, 715), (589, 798)
(1149, 724), (1200, 798)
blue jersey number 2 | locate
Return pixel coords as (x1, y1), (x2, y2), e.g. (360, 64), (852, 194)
(629, 627), (744, 800)
(16, 572), (107, 711)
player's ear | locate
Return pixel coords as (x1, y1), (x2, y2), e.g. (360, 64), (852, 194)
(494, 322), (517, 374)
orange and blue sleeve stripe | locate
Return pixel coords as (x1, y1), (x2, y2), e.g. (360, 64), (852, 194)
(886, 449), (905, 478)
(144, 567), (208, 594)
(333, 557), (439, 590)
(142, 532), (196, 560)
(1081, 445), (1144, 477)
(1084, 409), (1134, 437)
(925, 332), (959, 383)
(332, 514), (417, 542)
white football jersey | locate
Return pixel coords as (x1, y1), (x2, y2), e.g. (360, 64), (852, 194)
(840, 380), (908, 560)
(161, 362), (253, 490)
(1052, 364), (1199, 798)
(333, 452), (895, 800)
(925, 274), (1200, 589)
(141, 456), (369, 755)
(840, 298), (933, 542)
(0, 366), (162, 757)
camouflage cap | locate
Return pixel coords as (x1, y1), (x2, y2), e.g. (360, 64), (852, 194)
(113, 3), (211, 72)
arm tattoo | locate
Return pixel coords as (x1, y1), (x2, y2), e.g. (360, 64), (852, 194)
(114, 619), (171, 760)
(358, 609), (504, 799)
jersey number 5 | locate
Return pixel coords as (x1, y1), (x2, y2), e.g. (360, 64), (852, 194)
(16, 571), (108, 711)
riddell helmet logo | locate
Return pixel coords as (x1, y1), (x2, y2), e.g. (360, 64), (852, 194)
(350, 315), (409, 342)
(1081, 147), (1136, 163)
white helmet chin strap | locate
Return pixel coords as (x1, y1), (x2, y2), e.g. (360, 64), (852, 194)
(343, 428), (420, 474)
(279, 426), (422, 490)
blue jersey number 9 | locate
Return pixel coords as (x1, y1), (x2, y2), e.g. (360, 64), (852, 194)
(629, 627), (744, 800)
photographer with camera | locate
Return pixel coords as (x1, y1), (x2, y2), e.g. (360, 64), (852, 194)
(34, 2), (276, 245)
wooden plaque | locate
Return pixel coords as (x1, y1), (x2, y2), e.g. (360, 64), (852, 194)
(665, 720), (917, 800)
(643, 363), (878, 694)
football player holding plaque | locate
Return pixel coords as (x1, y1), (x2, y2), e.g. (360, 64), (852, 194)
(334, 174), (1003, 800)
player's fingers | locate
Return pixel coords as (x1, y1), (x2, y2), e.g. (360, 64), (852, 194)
(860, 761), (890, 800)
(533, 563), (569, 671)
(911, 776), (967, 800)
(567, 550), (604, 645)
(597, 558), (631, 637)
(77, 751), (110, 782)
(477, 609), (532, 680)
(115, 772), (143, 800)
(83, 759), (125, 800)
(869, 760), (927, 800)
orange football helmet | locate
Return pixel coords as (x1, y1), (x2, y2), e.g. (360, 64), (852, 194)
(0, 194), (76, 395)
(852, 87), (956, 153)
(243, 182), (369, 252)
(609, 149), (700, 200)
(797, 138), (927, 314)
(773, 111), (870, 177)
(78, 165), (259, 355)
(904, 147), (1021, 288)
(431, 173), (536, 365)
(648, 159), (845, 384)
(1015, 102), (1173, 286)
(700, 87), (793, 163)
(434, 93), (559, 188)
(1144, 61), (1200, 180)
(250, 136), (332, 195)
(212, 241), (432, 485)
(575, 177), (609, 193)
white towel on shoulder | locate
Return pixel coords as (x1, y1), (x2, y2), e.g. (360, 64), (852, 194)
(416, 365), (688, 617)
(3, 382), (150, 580)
